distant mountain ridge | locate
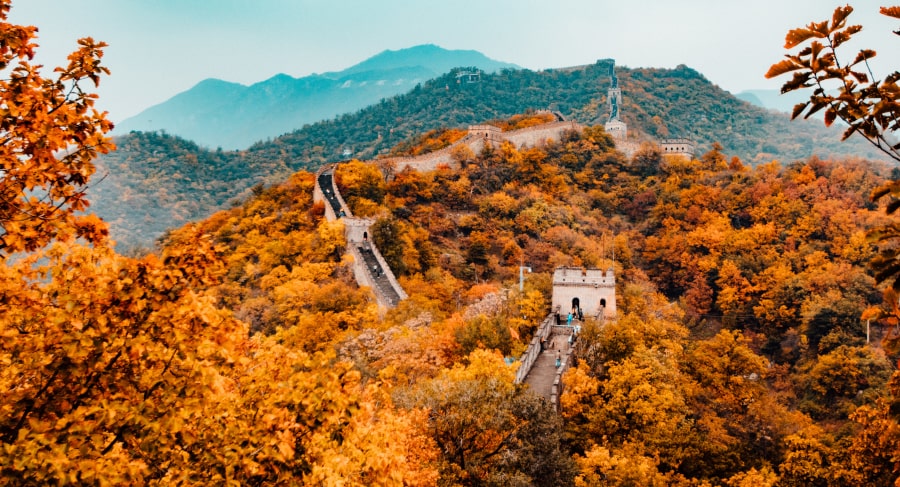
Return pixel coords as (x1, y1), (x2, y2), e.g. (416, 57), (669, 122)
(114, 44), (518, 150)
(736, 88), (811, 114)
(93, 60), (887, 252)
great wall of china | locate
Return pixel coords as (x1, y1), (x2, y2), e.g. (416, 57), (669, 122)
(314, 165), (407, 310)
(311, 59), (689, 402)
(377, 113), (581, 173)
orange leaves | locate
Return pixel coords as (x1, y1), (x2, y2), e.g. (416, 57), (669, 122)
(831, 4), (854, 29)
(62, 37), (110, 86)
(0, 232), (435, 484)
(0, 241), (247, 483)
(881, 6), (900, 20)
(783, 27), (822, 49)
(0, 9), (114, 255)
(767, 5), (900, 165)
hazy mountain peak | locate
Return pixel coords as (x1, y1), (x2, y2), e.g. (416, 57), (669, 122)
(336, 44), (518, 77)
(115, 44), (520, 149)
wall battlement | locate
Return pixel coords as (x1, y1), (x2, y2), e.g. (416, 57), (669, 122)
(313, 164), (407, 309)
(553, 266), (615, 287)
(377, 117), (584, 174)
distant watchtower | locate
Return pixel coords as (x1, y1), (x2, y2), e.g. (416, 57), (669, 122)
(660, 137), (696, 159)
(604, 60), (627, 140)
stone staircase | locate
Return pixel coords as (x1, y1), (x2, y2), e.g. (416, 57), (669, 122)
(314, 164), (407, 309)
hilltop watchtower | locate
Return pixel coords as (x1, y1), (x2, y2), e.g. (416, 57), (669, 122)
(660, 137), (696, 159)
(604, 60), (627, 141)
(551, 267), (616, 319)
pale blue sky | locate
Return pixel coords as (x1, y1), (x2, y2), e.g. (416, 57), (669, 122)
(8, 0), (898, 123)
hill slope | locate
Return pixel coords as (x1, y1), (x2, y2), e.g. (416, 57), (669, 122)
(114, 44), (518, 150)
(152, 125), (897, 484)
(92, 60), (888, 251)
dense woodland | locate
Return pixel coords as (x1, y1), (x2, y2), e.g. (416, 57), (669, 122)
(5, 2), (900, 484)
(138, 124), (898, 485)
(92, 61), (887, 252)
(8, 101), (900, 484)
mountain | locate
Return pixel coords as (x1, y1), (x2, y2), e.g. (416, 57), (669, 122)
(736, 88), (811, 113)
(334, 44), (515, 77)
(92, 60), (888, 252)
(114, 44), (519, 150)
(147, 123), (894, 485)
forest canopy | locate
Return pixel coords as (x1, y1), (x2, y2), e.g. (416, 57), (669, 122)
(4, 0), (900, 484)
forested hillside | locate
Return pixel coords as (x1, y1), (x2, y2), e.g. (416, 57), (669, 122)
(255, 62), (882, 166)
(9, 98), (900, 482)
(114, 45), (518, 150)
(94, 60), (886, 251)
(144, 124), (900, 485)
(90, 132), (286, 250)
(9, 2), (900, 484)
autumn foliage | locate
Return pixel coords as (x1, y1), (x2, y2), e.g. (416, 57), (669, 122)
(0, 1), (114, 255)
(5, 0), (900, 484)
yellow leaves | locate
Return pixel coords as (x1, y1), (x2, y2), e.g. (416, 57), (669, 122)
(560, 362), (601, 421)
(311, 219), (346, 261)
(0, 239), (255, 484)
(446, 348), (515, 384)
(725, 467), (779, 487)
(574, 443), (670, 487)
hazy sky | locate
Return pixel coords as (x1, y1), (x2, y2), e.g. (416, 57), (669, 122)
(8, 0), (899, 124)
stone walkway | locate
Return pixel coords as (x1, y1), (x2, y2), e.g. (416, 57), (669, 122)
(317, 172), (344, 216)
(524, 332), (571, 401)
(355, 242), (402, 307)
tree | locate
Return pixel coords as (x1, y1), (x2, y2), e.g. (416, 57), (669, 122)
(0, 235), (247, 484)
(766, 5), (900, 164)
(396, 350), (575, 486)
(0, 6), (440, 483)
(0, 1), (115, 255)
(766, 6), (900, 294)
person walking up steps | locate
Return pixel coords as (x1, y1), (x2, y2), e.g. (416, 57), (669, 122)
(555, 350), (561, 368)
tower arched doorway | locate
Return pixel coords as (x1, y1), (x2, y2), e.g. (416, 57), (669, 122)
(572, 297), (583, 321)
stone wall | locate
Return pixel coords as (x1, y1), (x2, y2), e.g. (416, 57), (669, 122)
(549, 325), (575, 412)
(504, 121), (581, 148)
(378, 119), (585, 174)
(513, 309), (558, 384)
(378, 134), (475, 173)
(313, 164), (407, 309)
(313, 164), (337, 220)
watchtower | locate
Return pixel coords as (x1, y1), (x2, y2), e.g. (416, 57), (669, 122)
(467, 124), (504, 144)
(604, 60), (627, 141)
(660, 137), (696, 159)
(551, 267), (616, 319)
